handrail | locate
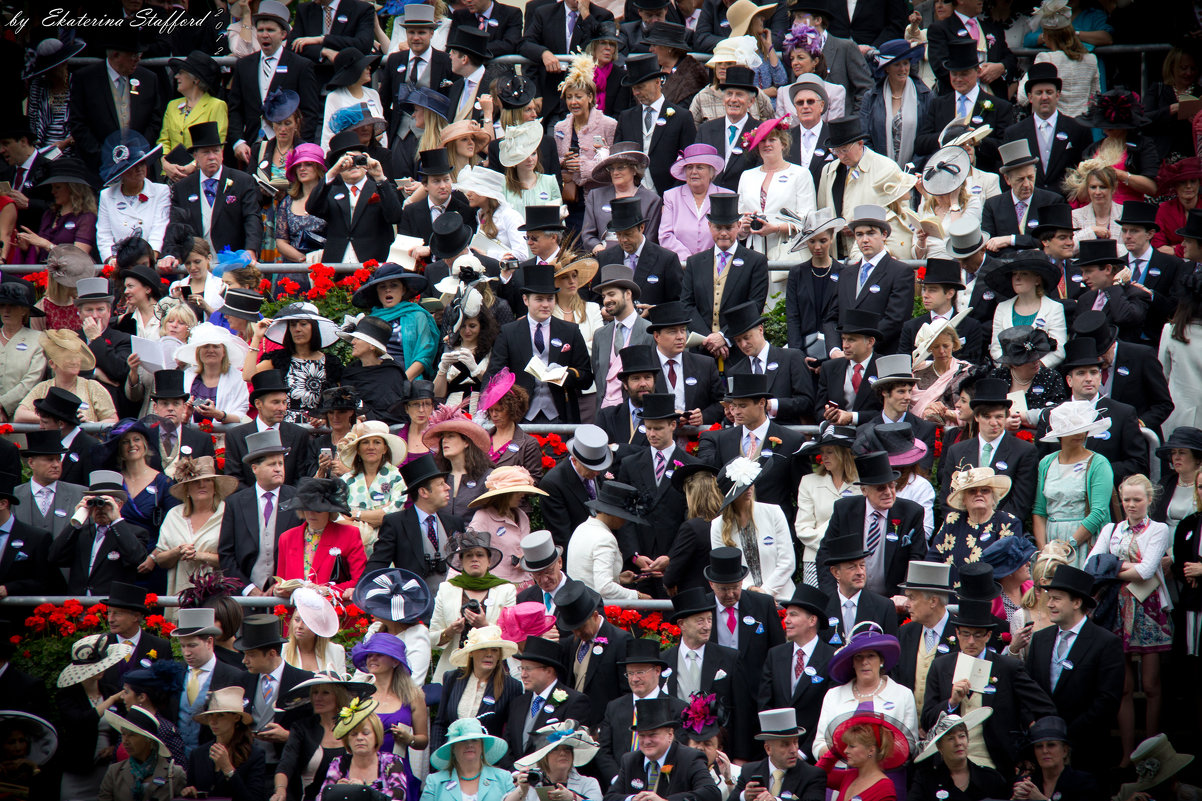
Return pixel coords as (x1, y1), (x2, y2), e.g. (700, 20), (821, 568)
(0, 421), (822, 437)
(0, 594), (675, 610)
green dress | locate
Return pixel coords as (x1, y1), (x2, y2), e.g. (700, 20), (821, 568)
(1042, 457), (1093, 569)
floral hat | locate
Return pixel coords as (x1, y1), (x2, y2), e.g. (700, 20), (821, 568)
(423, 403), (492, 454)
(168, 455), (240, 500)
(741, 114), (791, 152)
(332, 696), (380, 739)
(717, 457), (762, 511)
(826, 709), (914, 771)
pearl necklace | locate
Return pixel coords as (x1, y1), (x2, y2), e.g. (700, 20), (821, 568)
(852, 677), (886, 698)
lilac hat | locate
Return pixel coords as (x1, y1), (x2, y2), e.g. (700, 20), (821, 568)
(351, 632), (411, 674)
(827, 622), (902, 683)
(285, 143), (327, 182)
(670, 144), (725, 181)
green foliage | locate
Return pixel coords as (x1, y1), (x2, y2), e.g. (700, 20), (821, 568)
(764, 291), (788, 348)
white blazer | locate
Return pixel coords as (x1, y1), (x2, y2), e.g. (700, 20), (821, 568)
(1160, 322), (1202, 437)
(1072, 203), (1128, 258)
(475, 203), (530, 261)
(565, 517), (638, 599)
(1087, 519), (1171, 610)
(990, 295), (1067, 369)
(794, 473), (861, 564)
(710, 502), (795, 601)
(736, 163), (816, 262)
(97, 180), (172, 259)
(182, 366), (250, 421)
(968, 167), (1002, 202)
(428, 581), (517, 680)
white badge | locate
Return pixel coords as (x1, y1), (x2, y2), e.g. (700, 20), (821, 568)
(742, 615), (756, 625)
(995, 460), (1007, 471)
(684, 376), (697, 386)
(733, 258), (744, 266)
(647, 274), (660, 284)
(868, 284), (881, 293)
(767, 361), (778, 371)
(107, 551), (121, 560)
(1117, 366), (1130, 376)
(188, 194), (199, 203)
(550, 337), (563, 348)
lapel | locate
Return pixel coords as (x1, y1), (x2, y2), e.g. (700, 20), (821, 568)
(0, 525), (21, 579)
(514, 318), (536, 365)
(351, 178), (375, 228)
(634, 450), (661, 498)
(548, 3), (568, 52)
(1047, 116), (1070, 175)
(648, 104), (672, 154)
(851, 356), (878, 409)
(698, 644), (720, 687)
(88, 525), (113, 578)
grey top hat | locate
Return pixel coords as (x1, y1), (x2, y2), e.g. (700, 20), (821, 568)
(756, 708), (804, 740)
(567, 424), (614, 472)
(519, 530), (561, 572)
(897, 561), (952, 594)
(871, 353), (917, 390)
(253, 0), (291, 30)
(998, 139), (1039, 172)
(242, 429), (289, 464)
(171, 607), (221, 638)
(849, 204), (891, 236)
(946, 216), (986, 258)
(74, 277), (114, 305)
(401, 3), (437, 26)
(87, 470), (129, 503)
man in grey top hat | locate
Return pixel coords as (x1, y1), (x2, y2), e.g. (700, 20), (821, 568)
(515, 531), (570, 612)
(892, 561), (958, 710)
(537, 425), (613, 553)
(48, 470), (150, 596)
(981, 140), (1061, 257)
(733, 708), (825, 801)
(75, 277), (134, 414)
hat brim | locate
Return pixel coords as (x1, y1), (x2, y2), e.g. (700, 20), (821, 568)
(585, 499), (648, 525)
(670, 154), (725, 181)
(265, 314), (340, 348)
(468, 484), (549, 508)
(103, 144), (164, 187)
(1039, 416), (1111, 443)
(914, 708), (992, 762)
(448, 637), (519, 668)
(325, 54), (381, 90)
(826, 635), (901, 684)
(594, 278), (642, 299)
(945, 476), (1012, 510)
(590, 151), (650, 182)
(703, 564), (750, 584)
(353, 568), (433, 623)
(338, 430), (408, 469)
(168, 472), (241, 501)
(853, 467), (901, 486)
(23, 39), (88, 80)
(516, 731), (600, 769)
(194, 706), (254, 725)
(57, 642), (134, 687)
(431, 730), (509, 770)
(103, 710), (170, 758)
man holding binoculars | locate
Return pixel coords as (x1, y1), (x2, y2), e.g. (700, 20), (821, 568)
(48, 470), (150, 596)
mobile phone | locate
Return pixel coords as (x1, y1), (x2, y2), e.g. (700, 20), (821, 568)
(181, 286), (193, 299)
(320, 447), (332, 460)
(825, 400), (842, 409)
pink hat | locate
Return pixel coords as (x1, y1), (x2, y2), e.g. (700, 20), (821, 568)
(669, 143), (725, 181)
(741, 114), (792, 153)
(286, 143), (327, 182)
(499, 602), (557, 643)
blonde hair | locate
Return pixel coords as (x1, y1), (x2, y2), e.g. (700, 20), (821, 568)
(1022, 541), (1073, 609)
(1119, 473), (1157, 502)
(719, 488), (755, 546)
(841, 723), (893, 762)
(684, 472), (723, 520)
(339, 713), (384, 750)
(814, 446), (858, 481)
(479, 197), (500, 239)
(1062, 159), (1117, 203)
(162, 303), (198, 332)
(60, 183), (98, 214)
(561, 52), (598, 99)
(285, 622), (332, 666)
(1044, 25), (1087, 61)
(419, 113), (447, 155)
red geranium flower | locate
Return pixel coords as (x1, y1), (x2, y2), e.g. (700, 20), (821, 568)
(1015, 430), (1035, 442)
(273, 605), (289, 617)
(8, 635), (20, 645)
(144, 593), (159, 607)
(0, 424), (12, 435)
(916, 266), (926, 281)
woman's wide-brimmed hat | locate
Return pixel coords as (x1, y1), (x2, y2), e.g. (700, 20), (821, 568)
(194, 686), (254, 725)
(445, 528), (504, 571)
(554, 256), (600, 290)
(826, 708), (914, 770)
(1040, 399), (1112, 442)
(716, 456), (763, 511)
(263, 88), (301, 124)
(912, 311), (970, 362)
(329, 102), (386, 139)
(423, 403), (491, 454)
(872, 37), (924, 80)
(46, 244), (96, 288)
(997, 325), (1056, 366)
(914, 708), (992, 762)
(278, 671), (376, 708)
(432, 717), (509, 770)
(516, 720), (600, 769)
(326, 47), (380, 90)
(743, 114), (791, 152)
(982, 535), (1037, 579)
(332, 696), (380, 739)
(94, 417), (159, 470)
(104, 706), (169, 757)
(292, 585), (342, 637)
(0, 281), (42, 317)
(498, 122), (544, 168)
(281, 477), (352, 517)
(351, 632), (411, 674)
(265, 302), (340, 348)
(0, 711), (57, 766)
(585, 480), (649, 525)
(32, 156), (93, 198)
(922, 145), (971, 196)
(855, 422), (928, 467)
(337, 316), (392, 357)
(449, 624), (519, 668)
(100, 130), (163, 187)
(23, 36), (87, 80)
(468, 465), (548, 508)
(591, 141), (649, 183)
(726, 0), (775, 36)
(456, 164), (507, 203)
(169, 49), (220, 90)
(1154, 425), (1202, 459)
(1081, 88), (1150, 130)
(397, 85), (451, 124)
(946, 465), (1012, 510)
(351, 261), (429, 309)
(670, 143), (725, 181)
(797, 421), (856, 456)
(793, 207), (846, 251)
(1117, 734), (1195, 801)
(168, 455), (240, 500)
(827, 622), (901, 683)
(173, 321), (250, 368)
(353, 568), (432, 623)
(499, 601), (557, 643)
(1158, 156), (1202, 191)
(707, 34), (762, 68)
(56, 634), (134, 687)
(440, 120), (493, 150)
(337, 420), (407, 469)
(40, 328), (96, 371)
(221, 289), (264, 322)
(285, 143), (327, 182)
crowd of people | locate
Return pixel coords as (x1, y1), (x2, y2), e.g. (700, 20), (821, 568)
(1, 0), (1202, 800)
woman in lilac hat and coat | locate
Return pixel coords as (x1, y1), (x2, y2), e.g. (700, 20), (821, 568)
(351, 632), (429, 800)
(658, 144), (725, 264)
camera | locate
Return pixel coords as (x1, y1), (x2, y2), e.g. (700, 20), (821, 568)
(525, 770), (544, 786)
(425, 556), (448, 575)
(86, 497), (110, 508)
(749, 214), (767, 232)
(462, 599), (483, 616)
(352, 154), (368, 167)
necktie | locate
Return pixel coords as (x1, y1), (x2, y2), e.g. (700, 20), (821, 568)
(1015, 199), (1027, 226)
(122, 639), (135, 662)
(858, 260), (873, 290)
(425, 514), (440, 556)
(643, 105), (655, 134)
(1052, 629), (1074, 688)
(631, 706), (640, 751)
(567, 9), (578, 37)
(203, 177), (217, 206)
(323, 3), (334, 33)
(12, 167), (25, 192)
(724, 606), (737, 633)
(771, 769), (785, 797)
(535, 322), (546, 355)
(924, 628), (938, 654)
(804, 130), (815, 159)
(618, 323), (629, 348)
(1092, 291), (1108, 311)
(851, 363), (863, 393)
(1038, 121), (1053, 167)
(261, 674), (275, 707)
(965, 16), (980, 41)
(530, 694), (545, 718)
(866, 511), (882, 554)
(667, 359), (678, 388)
(351, 186), (360, 198)
(957, 94), (970, 119)
(261, 56), (275, 100)
(718, 251), (730, 276)
(647, 762), (661, 793)
(793, 649), (805, 680)
(1131, 258), (1144, 284)
(1101, 366), (1111, 386)
(576, 640), (590, 663)
(981, 440), (993, 465)
(743, 431), (758, 457)
(842, 599), (856, 635)
(752, 357), (762, 375)
(187, 667), (202, 704)
(585, 479), (597, 500)
(626, 252), (637, 271)
(262, 492), (274, 529)
(681, 650), (700, 697)
(728, 124), (738, 146)
(36, 487), (52, 517)
(655, 451), (667, 484)
(1057, 262), (1067, 298)
(163, 429), (176, 455)
(477, 12), (488, 29)
(412, 55), (424, 85)
(115, 76), (131, 130)
(458, 80), (477, 116)
(543, 590), (553, 612)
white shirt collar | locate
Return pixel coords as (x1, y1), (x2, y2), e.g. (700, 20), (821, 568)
(255, 417), (278, 433)
(958, 84), (981, 109)
(925, 609), (950, 638)
(61, 428), (80, 447)
(863, 249), (887, 269)
(348, 176), (368, 194)
(106, 62), (125, 84)
(980, 431), (1004, 449)
(18, 151), (36, 174)
(1038, 110), (1059, 129)
(680, 641), (705, 662)
(1060, 614), (1087, 637)
(118, 629), (142, 648)
(658, 349), (682, 367)
(754, 341), (771, 365)
(837, 588), (862, 605)
(617, 308), (639, 329)
(714, 244), (736, 260)
(467, 65), (486, 85)
(30, 478), (56, 495)
(269, 661), (286, 683)
(793, 635), (817, 662)
(1130, 246), (1153, 262)
(655, 442), (676, 463)
(198, 654), (217, 673)
(744, 417), (770, 442)
(725, 113), (749, 129)
(645, 95), (665, 114)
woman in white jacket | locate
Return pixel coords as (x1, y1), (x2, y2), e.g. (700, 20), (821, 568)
(795, 425), (861, 587)
(174, 322), (251, 425)
(709, 457), (795, 601)
(987, 258), (1067, 369)
(736, 117), (815, 267)
(1158, 275), (1202, 437)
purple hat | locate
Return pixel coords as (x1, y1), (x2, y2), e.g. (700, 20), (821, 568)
(286, 143), (327, 182)
(827, 622), (901, 684)
(670, 144), (725, 181)
(351, 632), (411, 674)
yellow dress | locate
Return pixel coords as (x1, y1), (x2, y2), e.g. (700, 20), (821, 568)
(157, 93), (229, 153)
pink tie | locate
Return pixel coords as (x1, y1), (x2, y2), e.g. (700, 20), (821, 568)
(724, 606), (737, 633)
(966, 17), (980, 41)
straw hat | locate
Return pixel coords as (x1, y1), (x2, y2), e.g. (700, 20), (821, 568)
(946, 466), (1012, 510)
(337, 421), (408, 469)
(173, 321), (250, 367)
(440, 120), (492, 149)
(448, 624), (519, 668)
(57, 635), (134, 687)
(103, 705), (170, 757)
(515, 721), (600, 769)
(911, 307), (971, 362)
(332, 696), (380, 739)
(1039, 400), (1112, 442)
(914, 709), (992, 762)
(168, 455), (240, 500)
(40, 329), (95, 371)
(499, 122), (544, 168)
(468, 465), (548, 508)
(194, 686), (254, 725)
(727, 0), (775, 36)
(554, 255), (599, 287)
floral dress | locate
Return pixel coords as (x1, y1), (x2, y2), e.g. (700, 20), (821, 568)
(928, 509), (1021, 591)
(342, 462), (407, 558)
(320, 751), (408, 799)
(275, 196), (327, 255)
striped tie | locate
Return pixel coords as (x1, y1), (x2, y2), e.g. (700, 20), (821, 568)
(654, 451), (666, 484)
(866, 512), (882, 554)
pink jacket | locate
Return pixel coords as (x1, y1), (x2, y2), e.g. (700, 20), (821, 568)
(658, 183), (719, 264)
(277, 520), (367, 593)
(555, 108), (617, 188)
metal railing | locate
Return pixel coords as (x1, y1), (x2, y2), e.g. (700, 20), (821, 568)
(0, 594), (675, 610)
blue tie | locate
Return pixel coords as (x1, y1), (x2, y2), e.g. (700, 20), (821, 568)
(534, 322), (545, 355)
(202, 177), (217, 206)
(543, 590), (553, 612)
(728, 124), (738, 146)
(858, 260), (873, 290)
(530, 695), (545, 718)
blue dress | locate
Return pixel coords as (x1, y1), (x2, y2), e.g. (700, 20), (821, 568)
(124, 472), (181, 591)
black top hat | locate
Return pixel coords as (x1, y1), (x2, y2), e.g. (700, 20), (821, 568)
(853, 450), (901, 485)
(1044, 564), (1097, 608)
(221, 289), (264, 321)
(521, 264), (560, 295)
(327, 48), (380, 90)
(781, 585), (830, 628)
(721, 301), (767, 338)
(555, 579), (602, 630)
(33, 386), (83, 424)
(943, 42), (981, 72)
(643, 21), (690, 50)
(724, 373), (772, 400)
(399, 453), (450, 493)
(417, 149), (453, 177)
(1060, 335), (1105, 372)
(431, 211), (472, 260)
(956, 562), (1001, 601)
(0, 472), (19, 506)
(789, 0), (831, 18)
(837, 309), (883, 338)
(949, 598), (999, 630)
(1115, 200), (1159, 230)
(669, 587), (713, 623)
(1024, 61), (1062, 93)
(118, 264), (164, 299)
(718, 65), (757, 92)
(822, 533), (871, 566)
(169, 50), (220, 91)
(646, 301), (692, 331)
(623, 53), (666, 87)
(919, 259), (965, 289)
(1176, 208), (1202, 240)
(631, 696), (682, 731)
(447, 25), (491, 61)
(639, 393), (680, 421)
(497, 74), (538, 109)
(235, 614), (287, 651)
(105, 581), (149, 614)
(22, 429), (66, 457)
(249, 370), (288, 402)
(519, 205), (565, 233)
(618, 637), (669, 668)
(968, 377), (1013, 409)
(1074, 238), (1122, 270)
(0, 281), (45, 316)
(827, 116), (866, 148)
(617, 345), (661, 377)
(516, 635), (565, 669)
(707, 193), (741, 225)
(587, 481), (649, 525)
(186, 121), (223, 151)
(705, 546), (750, 583)
(1031, 203), (1076, 236)
(607, 197), (647, 232)
(150, 369), (189, 400)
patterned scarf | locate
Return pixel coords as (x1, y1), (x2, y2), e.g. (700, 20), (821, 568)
(129, 754), (158, 801)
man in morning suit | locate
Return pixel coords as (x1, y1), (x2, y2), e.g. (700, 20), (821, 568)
(723, 302), (814, 424)
(48, 471), (150, 597)
(237, 615), (314, 764)
(74, 278), (133, 415)
(596, 199), (683, 307)
(891, 562), (958, 712)
(981, 140), (1061, 257)
(13, 431), (85, 538)
(696, 375), (803, 529)
(733, 708), (826, 801)
(538, 426), (613, 553)
(613, 54), (696, 193)
(32, 388), (99, 488)
(1002, 63), (1091, 193)
(398, 149), (474, 246)
(649, 302), (727, 427)
(819, 532), (899, 645)
(854, 365), (939, 472)
(595, 639), (688, 782)
(557, 580), (633, 726)
(444, 27), (496, 125)
(785, 78), (836, 187)
(937, 379), (1038, 520)
(451, 0), (524, 59)
(592, 268), (656, 410)
(367, 455), (464, 590)
(923, 599), (1056, 778)
(758, 586), (837, 763)
(915, 43), (1013, 173)
(0, 472), (53, 601)
(1032, 204), (1086, 306)
(813, 309), (884, 425)
(1074, 310), (1174, 436)
(217, 430), (301, 595)
(925, 2), (1016, 99)
(695, 66), (762, 191)
(222, 371), (316, 487)
(98, 582), (174, 696)
(601, 696), (720, 801)
(707, 548), (786, 689)
(515, 532), (571, 613)
(0, 126), (51, 234)
(288, 0), (375, 66)
(305, 130), (404, 263)
(595, 346), (660, 450)
(506, 636), (591, 760)
(1072, 239), (1152, 341)
(896, 259), (986, 364)
(172, 607), (256, 757)
(228, 1), (321, 161)
(170, 121), (262, 254)
(1024, 565), (1124, 777)
(379, 5), (456, 142)
(816, 451), (924, 605)
(1118, 201), (1185, 349)
(520, 0), (614, 114)
(484, 264), (594, 424)
(948, 217), (1007, 325)
(143, 370), (217, 474)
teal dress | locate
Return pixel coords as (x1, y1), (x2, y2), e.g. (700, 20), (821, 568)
(1035, 452), (1113, 570)
(503, 174), (562, 218)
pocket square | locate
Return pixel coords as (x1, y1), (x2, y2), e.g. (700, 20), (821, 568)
(13, 552), (28, 562)
(714, 668), (727, 680)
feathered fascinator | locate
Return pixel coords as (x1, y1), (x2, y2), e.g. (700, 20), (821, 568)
(177, 572), (242, 609)
(1061, 157), (1112, 202)
(475, 367), (517, 423)
(783, 23), (823, 56)
(1034, 0), (1072, 30)
(172, 455), (214, 483)
(126, 658), (187, 694)
(428, 399), (472, 428)
(560, 50), (597, 96)
(681, 692), (728, 737)
(210, 246), (255, 277)
(1083, 88), (1150, 131)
